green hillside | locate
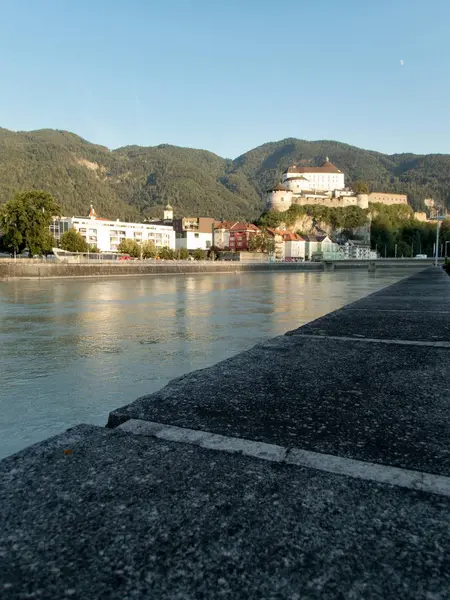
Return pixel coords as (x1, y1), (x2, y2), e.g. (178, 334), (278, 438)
(0, 128), (449, 220)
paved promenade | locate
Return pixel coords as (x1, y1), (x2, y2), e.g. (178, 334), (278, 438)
(2, 267), (450, 599)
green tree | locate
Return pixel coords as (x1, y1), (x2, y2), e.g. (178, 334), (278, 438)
(158, 246), (175, 259)
(89, 245), (100, 253)
(193, 248), (206, 260)
(395, 240), (411, 257)
(261, 232), (276, 253)
(247, 234), (261, 252)
(0, 190), (60, 256)
(141, 240), (157, 258)
(248, 231), (276, 253)
(257, 211), (284, 228)
(352, 181), (370, 194)
(178, 247), (190, 260)
(117, 238), (140, 257)
(60, 228), (89, 253)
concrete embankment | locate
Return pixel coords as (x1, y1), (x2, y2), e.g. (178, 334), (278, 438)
(0, 257), (437, 279)
(2, 267), (450, 599)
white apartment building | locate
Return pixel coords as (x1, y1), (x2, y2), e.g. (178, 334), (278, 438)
(174, 217), (214, 251)
(342, 240), (377, 260)
(175, 231), (212, 251)
(283, 233), (306, 260)
(51, 207), (175, 252)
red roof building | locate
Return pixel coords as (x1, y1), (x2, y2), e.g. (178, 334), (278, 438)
(228, 222), (260, 252)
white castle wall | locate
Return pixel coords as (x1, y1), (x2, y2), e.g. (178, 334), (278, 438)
(282, 171), (345, 192)
(284, 179), (310, 193)
(266, 193), (369, 212)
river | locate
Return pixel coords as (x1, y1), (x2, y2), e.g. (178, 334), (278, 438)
(0, 269), (414, 458)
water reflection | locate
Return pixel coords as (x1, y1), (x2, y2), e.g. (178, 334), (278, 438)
(0, 269), (414, 458)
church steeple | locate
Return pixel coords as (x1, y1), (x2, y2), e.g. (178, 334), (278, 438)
(163, 203), (174, 221)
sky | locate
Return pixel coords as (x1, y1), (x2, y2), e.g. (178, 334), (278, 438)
(1, 0), (450, 158)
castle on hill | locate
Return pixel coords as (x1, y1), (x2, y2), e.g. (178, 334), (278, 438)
(265, 158), (408, 212)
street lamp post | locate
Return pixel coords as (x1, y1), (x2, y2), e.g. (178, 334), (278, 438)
(435, 219), (440, 267)
(430, 206), (445, 268)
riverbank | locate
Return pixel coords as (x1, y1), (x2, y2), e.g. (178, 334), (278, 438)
(0, 269), (413, 459)
(0, 258), (437, 279)
(2, 267), (450, 598)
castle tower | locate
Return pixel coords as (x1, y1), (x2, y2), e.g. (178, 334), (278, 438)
(164, 203), (173, 221)
(265, 183), (293, 213)
(356, 194), (369, 209)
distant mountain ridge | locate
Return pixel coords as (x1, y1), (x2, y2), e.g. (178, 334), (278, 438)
(0, 128), (449, 220)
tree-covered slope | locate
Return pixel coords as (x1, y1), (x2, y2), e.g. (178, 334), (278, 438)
(0, 128), (137, 219)
(112, 144), (261, 220)
(0, 129), (449, 220)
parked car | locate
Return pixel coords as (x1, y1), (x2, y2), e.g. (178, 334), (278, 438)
(414, 254), (428, 259)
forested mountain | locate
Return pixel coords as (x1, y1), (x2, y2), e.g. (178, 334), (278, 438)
(0, 128), (449, 220)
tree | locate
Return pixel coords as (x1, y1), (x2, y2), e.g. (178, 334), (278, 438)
(117, 238), (140, 257)
(141, 240), (157, 259)
(0, 190), (60, 256)
(352, 181), (370, 194)
(179, 247), (190, 260)
(263, 234), (276, 254)
(248, 233), (262, 252)
(257, 211), (284, 229)
(158, 246), (175, 260)
(193, 248), (206, 260)
(89, 245), (100, 253)
(60, 228), (89, 253)
(248, 231), (275, 253)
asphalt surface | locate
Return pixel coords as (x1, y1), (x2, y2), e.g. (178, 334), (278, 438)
(2, 266), (450, 599)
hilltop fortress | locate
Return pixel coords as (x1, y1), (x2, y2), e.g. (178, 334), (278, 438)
(265, 158), (408, 212)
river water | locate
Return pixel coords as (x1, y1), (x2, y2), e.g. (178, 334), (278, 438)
(0, 269), (414, 459)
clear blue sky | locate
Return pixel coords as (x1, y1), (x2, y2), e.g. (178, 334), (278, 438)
(1, 0), (449, 158)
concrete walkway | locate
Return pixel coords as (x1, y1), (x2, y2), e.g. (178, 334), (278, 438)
(2, 267), (450, 599)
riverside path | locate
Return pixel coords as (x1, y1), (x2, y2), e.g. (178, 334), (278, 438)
(1, 267), (450, 599)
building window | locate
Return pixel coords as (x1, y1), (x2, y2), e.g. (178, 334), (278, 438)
(194, 233), (199, 238)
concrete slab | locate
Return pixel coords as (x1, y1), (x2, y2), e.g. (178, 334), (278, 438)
(343, 295), (450, 312)
(341, 268), (450, 312)
(2, 425), (450, 600)
(286, 308), (450, 341)
(107, 334), (450, 477)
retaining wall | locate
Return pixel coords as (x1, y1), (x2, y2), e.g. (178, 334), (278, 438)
(0, 259), (436, 280)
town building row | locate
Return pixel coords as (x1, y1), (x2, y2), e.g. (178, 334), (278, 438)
(50, 206), (374, 261)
